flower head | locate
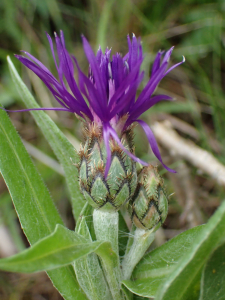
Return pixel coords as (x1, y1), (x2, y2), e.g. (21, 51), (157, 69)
(129, 165), (168, 230)
(14, 31), (184, 177)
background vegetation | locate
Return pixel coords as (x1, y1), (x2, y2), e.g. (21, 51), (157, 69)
(0, 0), (225, 298)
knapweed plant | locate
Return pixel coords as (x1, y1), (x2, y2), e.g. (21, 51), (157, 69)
(0, 32), (225, 300)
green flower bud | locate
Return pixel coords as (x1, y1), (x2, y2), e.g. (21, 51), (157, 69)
(130, 165), (168, 230)
(77, 123), (137, 212)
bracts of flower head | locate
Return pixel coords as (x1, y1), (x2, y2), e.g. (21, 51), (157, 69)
(4, 31), (184, 212)
(129, 165), (168, 231)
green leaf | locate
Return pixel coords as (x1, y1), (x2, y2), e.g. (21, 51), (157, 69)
(155, 201), (225, 300)
(75, 202), (95, 240)
(0, 218), (116, 299)
(47, 267), (85, 300)
(7, 56), (84, 221)
(199, 241), (225, 300)
(0, 108), (63, 243)
(123, 273), (201, 300)
(123, 278), (163, 298)
(133, 295), (146, 300)
(0, 108), (87, 300)
(0, 192), (25, 252)
(0, 224), (107, 273)
(121, 284), (133, 300)
(181, 270), (202, 300)
(122, 225), (204, 298)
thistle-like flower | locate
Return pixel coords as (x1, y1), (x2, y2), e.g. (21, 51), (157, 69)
(5, 31), (184, 210)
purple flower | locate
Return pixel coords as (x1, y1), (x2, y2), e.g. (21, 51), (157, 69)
(12, 31), (184, 176)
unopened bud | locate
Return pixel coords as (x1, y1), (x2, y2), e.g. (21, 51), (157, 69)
(130, 165), (168, 230)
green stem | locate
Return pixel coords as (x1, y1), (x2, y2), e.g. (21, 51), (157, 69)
(93, 209), (123, 300)
(122, 228), (155, 280)
(74, 204), (113, 300)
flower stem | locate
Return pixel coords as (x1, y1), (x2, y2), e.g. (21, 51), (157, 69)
(93, 209), (123, 300)
(74, 204), (113, 300)
(122, 228), (155, 280)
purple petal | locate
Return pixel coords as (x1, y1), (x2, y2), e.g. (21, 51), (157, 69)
(128, 94), (173, 122)
(15, 55), (92, 118)
(108, 58), (143, 111)
(58, 31), (89, 109)
(54, 33), (66, 87)
(73, 56), (107, 120)
(96, 47), (103, 64)
(46, 32), (59, 72)
(151, 51), (163, 77)
(15, 55), (60, 88)
(100, 54), (110, 99)
(109, 82), (138, 119)
(109, 71), (144, 119)
(127, 34), (143, 72)
(127, 35), (131, 57)
(161, 46), (174, 65)
(123, 71), (145, 115)
(21, 51), (52, 76)
(15, 55), (69, 107)
(55, 32), (91, 117)
(135, 61), (168, 108)
(82, 36), (107, 109)
(106, 124), (149, 166)
(123, 51), (129, 62)
(111, 54), (124, 90)
(164, 56), (185, 76)
(135, 119), (176, 173)
(130, 34), (138, 71)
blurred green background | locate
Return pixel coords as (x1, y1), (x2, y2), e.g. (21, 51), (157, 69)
(0, 0), (225, 299)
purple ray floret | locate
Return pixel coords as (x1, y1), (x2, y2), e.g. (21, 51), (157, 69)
(12, 31), (184, 176)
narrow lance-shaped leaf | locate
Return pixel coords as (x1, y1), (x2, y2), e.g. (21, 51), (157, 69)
(122, 225), (205, 298)
(0, 108), (63, 244)
(7, 56), (84, 221)
(199, 241), (225, 300)
(0, 108), (87, 300)
(155, 201), (225, 300)
(0, 224), (109, 273)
